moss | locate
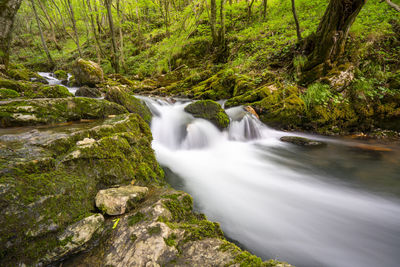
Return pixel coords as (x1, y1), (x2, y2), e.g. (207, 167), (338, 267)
(164, 233), (177, 247)
(184, 100), (230, 130)
(0, 88), (19, 99)
(130, 234), (138, 242)
(0, 78), (30, 92)
(147, 225), (162, 235)
(34, 85), (73, 98)
(225, 85), (271, 108)
(6, 68), (31, 81)
(105, 86), (152, 124)
(54, 70), (68, 80)
(128, 212), (145, 226)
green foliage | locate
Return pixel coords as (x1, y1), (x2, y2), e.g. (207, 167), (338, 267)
(300, 83), (332, 110)
(128, 212), (145, 226)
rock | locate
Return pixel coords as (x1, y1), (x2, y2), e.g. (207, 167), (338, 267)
(72, 58), (104, 87)
(184, 100), (230, 130)
(0, 97), (127, 127)
(75, 85), (102, 98)
(322, 64), (355, 92)
(244, 105), (259, 119)
(68, 189), (292, 267)
(280, 136), (326, 147)
(0, 114), (164, 265)
(30, 76), (49, 84)
(54, 70), (68, 80)
(95, 185), (148, 215)
(388, 70), (400, 89)
(105, 86), (152, 123)
(46, 214), (104, 263)
(33, 85), (73, 98)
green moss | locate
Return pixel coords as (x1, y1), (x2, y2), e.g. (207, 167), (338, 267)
(54, 70), (68, 80)
(164, 233), (177, 247)
(0, 88), (20, 99)
(147, 225), (162, 235)
(130, 234), (138, 242)
(105, 87), (152, 124)
(34, 85), (73, 98)
(128, 212), (145, 226)
(184, 100), (230, 130)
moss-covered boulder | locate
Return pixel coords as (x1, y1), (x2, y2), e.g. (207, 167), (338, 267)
(75, 85), (102, 98)
(184, 100), (230, 130)
(0, 97), (128, 127)
(72, 59), (104, 87)
(33, 85), (73, 98)
(280, 136), (326, 147)
(0, 88), (20, 99)
(105, 86), (152, 123)
(54, 70), (68, 80)
(0, 113), (164, 265)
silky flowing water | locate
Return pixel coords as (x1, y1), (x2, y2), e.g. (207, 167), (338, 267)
(38, 73), (400, 267)
(139, 96), (400, 267)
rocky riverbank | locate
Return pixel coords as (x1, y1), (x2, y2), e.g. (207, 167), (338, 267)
(0, 60), (292, 266)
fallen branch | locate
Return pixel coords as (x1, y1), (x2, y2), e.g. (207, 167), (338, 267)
(381, 0), (400, 12)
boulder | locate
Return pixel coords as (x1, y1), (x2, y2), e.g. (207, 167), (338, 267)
(0, 88), (20, 99)
(184, 100), (230, 130)
(280, 136), (326, 147)
(0, 97), (127, 127)
(54, 70), (68, 80)
(320, 64), (355, 92)
(95, 185), (148, 215)
(72, 58), (104, 87)
(46, 214), (104, 263)
(0, 114), (164, 265)
(75, 85), (102, 98)
(105, 86), (152, 123)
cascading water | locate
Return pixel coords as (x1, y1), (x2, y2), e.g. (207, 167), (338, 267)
(139, 96), (400, 267)
(38, 72), (79, 94)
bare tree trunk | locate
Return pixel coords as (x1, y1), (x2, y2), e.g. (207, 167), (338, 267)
(291, 0), (301, 43)
(105, 0), (119, 73)
(247, 0), (255, 21)
(66, 0), (83, 57)
(30, 0), (54, 66)
(37, 0), (62, 50)
(116, 0), (126, 72)
(86, 0), (104, 63)
(302, 0), (366, 83)
(210, 0), (217, 45)
(262, 0), (267, 19)
(0, 0), (23, 67)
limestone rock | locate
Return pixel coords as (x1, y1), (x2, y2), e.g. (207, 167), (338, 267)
(322, 64), (355, 92)
(75, 85), (102, 98)
(72, 58), (104, 87)
(105, 86), (152, 123)
(280, 136), (326, 147)
(0, 97), (127, 127)
(46, 214), (104, 262)
(95, 185), (148, 215)
(184, 100), (230, 130)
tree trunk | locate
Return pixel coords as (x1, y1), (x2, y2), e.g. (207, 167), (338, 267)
(262, 0), (267, 19)
(37, 0), (61, 50)
(66, 0), (83, 57)
(302, 0), (366, 83)
(291, 0), (301, 43)
(105, 0), (119, 73)
(30, 0), (54, 66)
(0, 0), (23, 67)
(247, 0), (255, 22)
(210, 0), (217, 45)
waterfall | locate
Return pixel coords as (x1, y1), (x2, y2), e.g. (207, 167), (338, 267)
(139, 96), (400, 267)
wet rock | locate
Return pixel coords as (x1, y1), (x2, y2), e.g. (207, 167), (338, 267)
(105, 86), (152, 123)
(95, 185), (148, 215)
(184, 100), (230, 130)
(45, 214), (104, 263)
(0, 114), (164, 265)
(72, 58), (104, 87)
(69, 189), (292, 267)
(280, 136), (326, 147)
(0, 97), (127, 127)
(75, 85), (102, 98)
(54, 70), (68, 80)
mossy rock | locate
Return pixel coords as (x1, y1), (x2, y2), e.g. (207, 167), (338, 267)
(0, 78), (30, 92)
(0, 88), (20, 99)
(0, 97), (128, 127)
(184, 100), (230, 130)
(0, 113), (164, 265)
(54, 70), (68, 80)
(388, 71), (400, 89)
(225, 84), (272, 108)
(72, 59), (104, 87)
(34, 85), (73, 98)
(105, 86), (152, 123)
(75, 86), (102, 98)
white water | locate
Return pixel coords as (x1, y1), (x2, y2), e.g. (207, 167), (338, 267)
(38, 72), (79, 94)
(140, 96), (400, 267)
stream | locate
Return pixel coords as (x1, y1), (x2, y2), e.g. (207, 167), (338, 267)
(42, 73), (400, 267)
(139, 96), (400, 267)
